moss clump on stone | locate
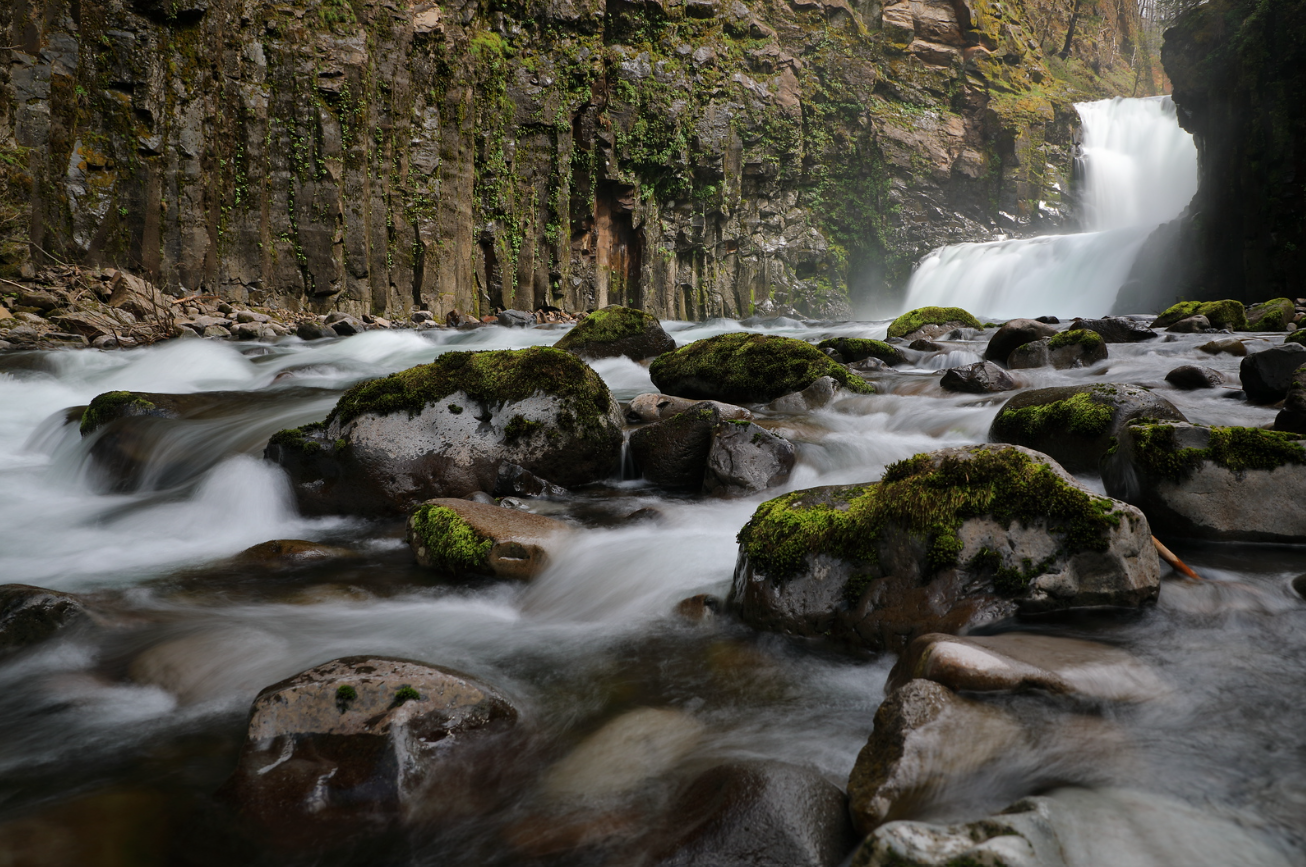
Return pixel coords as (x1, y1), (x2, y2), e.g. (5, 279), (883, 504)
(1246, 298), (1294, 331)
(391, 685), (421, 707)
(1048, 328), (1104, 351)
(993, 391), (1114, 441)
(327, 347), (613, 434)
(885, 307), (982, 339)
(408, 503), (494, 574)
(816, 337), (905, 365)
(966, 547), (1056, 597)
(1152, 300), (1248, 330)
(648, 332), (874, 404)
(79, 391), (156, 436)
(335, 684), (357, 712)
(1128, 422), (1306, 483)
(1285, 331), (1306, 346)
(267, 422), (327, 455)
(503, 415), (543, 442)
(736, 447), (1123, 589)
(555, 306), (659, 349)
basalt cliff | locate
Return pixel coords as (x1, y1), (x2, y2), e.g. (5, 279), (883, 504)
(2, 0), (1155, 319)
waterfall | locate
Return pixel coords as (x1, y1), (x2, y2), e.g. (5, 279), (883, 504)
(900, 96), (1199, 319)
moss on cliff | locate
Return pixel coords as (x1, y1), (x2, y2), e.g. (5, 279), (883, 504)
(886, 307), (982, 339)
(649, 332), (874, 404)
(736, 446), (1122, 584)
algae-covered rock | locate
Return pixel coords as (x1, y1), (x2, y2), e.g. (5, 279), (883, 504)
(729, 445), (1159, 653)
(885, 307), (982, 341)
(648, 333), (873, 404)
(989, 384), (1186, 473)
(1245, 297), (1295, 331)
(1007, 329), (1108, 370)
(406, 498), (571, 580)
(223, 656), (516, 838)
(554, 305), (677, 360)
(1150, 300), (1248, 331)
(816, 338), (906, 366)
(1102, 421), (1306, 542)
(265, 347), (623, 516)
(79, 390), (181, 436)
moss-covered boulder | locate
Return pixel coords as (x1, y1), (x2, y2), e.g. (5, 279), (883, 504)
(406, 499), (571, 581)
(816, 338), (906, 366)
(989, 384), (1186, 473)
(265, 347), (623, 516)
(1150, 300), (1248, 331)
(1008, 329), (1108, 370)
(1103, 421), (1306, 542)
(1245, 298), (1296, 331)
(885, 307), (982, 341)
(728, 445), (1160, 654)
(648, 333), (874, 405)
(1067, 316), (1157, 343)
(1275, 365), (1306, 434)
(553, 305), (677, 361)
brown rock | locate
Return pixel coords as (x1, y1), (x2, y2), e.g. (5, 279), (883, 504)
(406, 498), (571, 581)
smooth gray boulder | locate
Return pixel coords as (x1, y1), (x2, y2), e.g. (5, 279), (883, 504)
(1240, 343), (1306, 403)
(989, 383), (1186, 474)
(1165, 365), (1222, 389)
(984, 319), (1058, 364)
(703, 420), (796, 497)
(1102, 421), (1306, 542)
(631, 403), (795, 496)
(729, 445), (1160, 653)
(1007, 331), (1108, 370)
(940, 361), (1016, 394)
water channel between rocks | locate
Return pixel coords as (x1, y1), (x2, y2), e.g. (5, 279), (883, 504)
(0, 320), (1304, 866)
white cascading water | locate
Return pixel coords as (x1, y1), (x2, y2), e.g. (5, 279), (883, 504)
(900, 96), (1199, 319)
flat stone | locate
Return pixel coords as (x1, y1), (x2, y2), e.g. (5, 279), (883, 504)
(407, 498), (570, 580)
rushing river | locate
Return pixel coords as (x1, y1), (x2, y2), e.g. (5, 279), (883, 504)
(0, 318), (1304, 865)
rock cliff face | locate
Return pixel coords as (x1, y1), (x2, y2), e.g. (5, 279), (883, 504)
(1134, 0), (1306, 308)
(1, 0), (1152, 319)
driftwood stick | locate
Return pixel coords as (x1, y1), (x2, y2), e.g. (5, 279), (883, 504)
(1153, 536), (1200, 580)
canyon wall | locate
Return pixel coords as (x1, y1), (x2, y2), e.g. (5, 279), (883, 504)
(1, 0), (1154, 319)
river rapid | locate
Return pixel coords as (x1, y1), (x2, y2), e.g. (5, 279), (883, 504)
(0, 320), (1304, 866)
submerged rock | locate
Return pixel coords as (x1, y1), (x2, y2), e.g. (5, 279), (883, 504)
(1198, 337), (1247, 356)
(646, 761), (857, 867)
(1165, 365), (1222, 390)
(1007, 330), (1108, 370)
(648, 332), (873, 404)
(554, 305), (676, 360)
(1239, 343), (1306, 403)
(729, 445), (1160, 653)
(888, 632), (1164, 702)
(235, 539), (357, 566)
(940, 361), (1015, 394)
(626, 393), (752, 423)
(886, 307), (982, 341)
(984, 318), (1057, 364)
(406, 498), (571, 580)
(0, 584), (88, 654)
(265, 347), (623, 515)
(223, 656), (516, 835)
(1102, 421), (1306, 543)
(847, 679), (1027, 834)
(816, 337), (906, 366)
(989, 384), (1186, 473)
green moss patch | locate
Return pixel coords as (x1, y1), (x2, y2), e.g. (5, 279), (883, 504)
(1048, 328), (1104, 351)
(886, 307), (982, 339)
(409, 504), (494, 574)
(816, 337), (905, 365)
(326, 347), (613, 434)
(1128, 422), (1306, 483)
(267, 422), (328, 454)
(555, 306), (659, 349)
(1152, 300), (1248, 331)
(79, 391), (156, 436)
(1246, 298), (1295, 331)
(993, 391), (1114, 442)
(649, 332), (874, 404)
(737, 447), (1123, 592)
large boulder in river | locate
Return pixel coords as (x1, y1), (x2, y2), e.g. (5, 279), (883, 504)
(989, 384), (1186, 473)
(886, 307), (982, 341)
(1245, 297), (1295, 331)
(728, 445), (1160, 653)
(940, 361), (1015, 394)
(816, 337), (906, 366)
(1007, 329), (1108, 370)
(1239, 343), (1306, 403)
(265, 347), (623, 516)
(983, 318), (1057, 363)
(704, 419), (797, 497)
(648, 333), (873, 404)
(1102, 421), (1306, 543)
(406, 498), (571, 580)
(1151, 299), (1248, 331)
(630, 401), (795, 495)
(1068, 317), (1157, 343)
(1274, 365), (1306, 434)
(553, 305), (676, 360)
(1165, 365), (1222, 390)
(0, 584), (89, 654)
(223, 657), (516, 836)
